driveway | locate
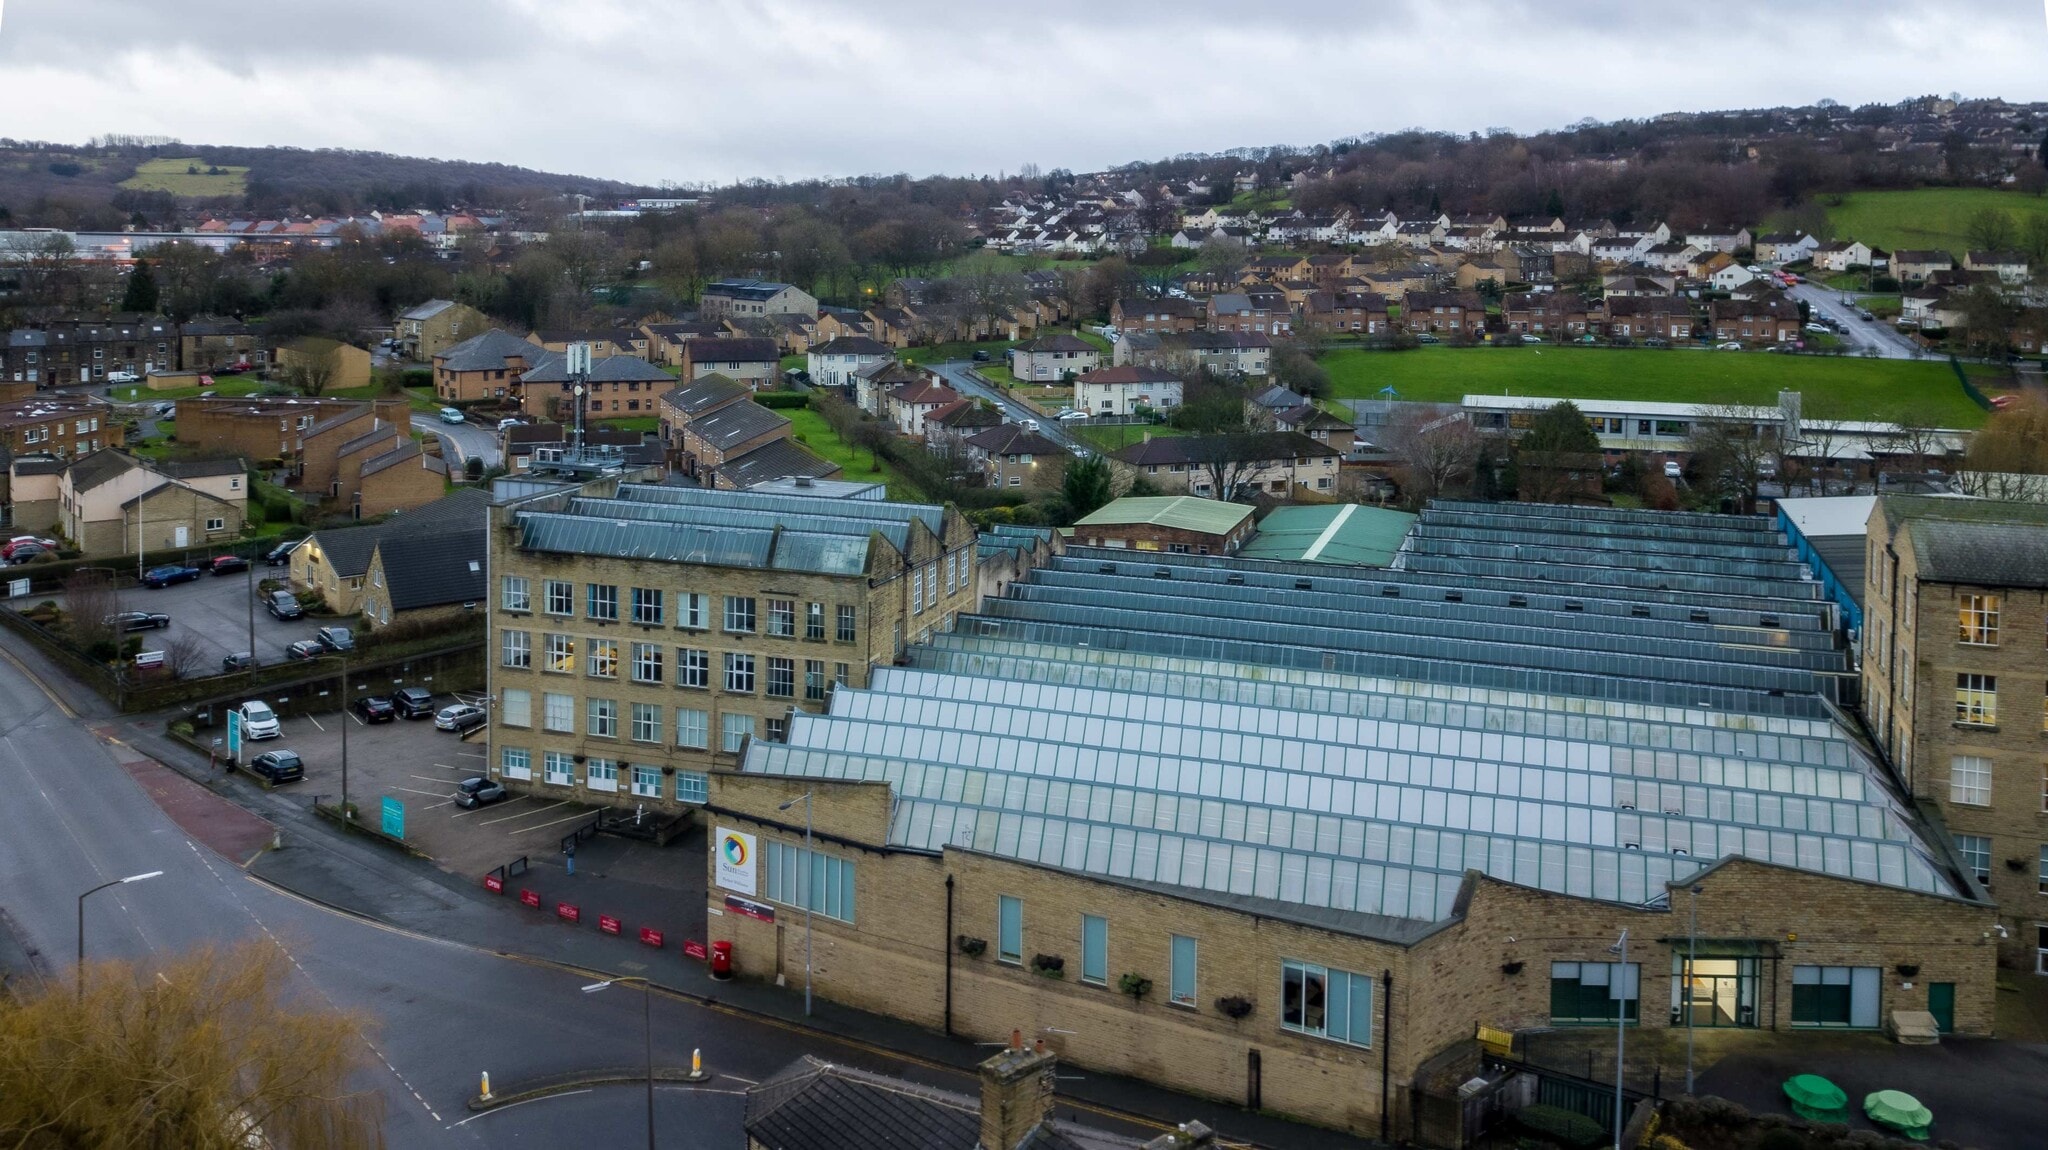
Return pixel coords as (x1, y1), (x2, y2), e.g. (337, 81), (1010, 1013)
(1787, 283), (1925, 360)
(928, 361), (1089, 455)
(434, 418), (503, 470)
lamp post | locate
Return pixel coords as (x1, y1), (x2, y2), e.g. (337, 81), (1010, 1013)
(1686, 884), (1703, 1094)
(78, 870), (163, 999)
(1607, 928), (1628, 1150)
(778, 792), (814, 1017)
(336, 651), (352, 816)
(583, 977), (655, 1150)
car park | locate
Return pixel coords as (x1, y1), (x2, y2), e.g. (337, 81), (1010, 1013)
(236, 700), (281, 739)
(265, 590), (304, 620)
(353, 695), (397, 723)
(209, 555), (250, 576)
(315, 626), (355, 652)
(222, 651), (257, 671)
(263, 538), (304, 566)
(286, 639), (325, 660)
(438, 407), (465, 425)
(393, 687), (436, 719)
(105, 611), (171, 631)
(142, 564), (202, 588)
(453, 776), (507, 808)
(248, 750), (304, 783)
(434, 703), (487, 733)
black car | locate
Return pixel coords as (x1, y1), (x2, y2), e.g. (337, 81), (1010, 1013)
(353, 695), (396, 723)
(222, 651), (257, 672)
(142, 564), (202, 588)
(285, 639), (325, 660)
(265, 590), (304, 620)
(393, 687), (436, 719)
(263, 539), (304, 566)
(104, 611), (172, 631)
(971, 349), (992, 362)
(316, 626), (355, 652)
(454, 777), (507, 808)
(249, 750), (304, 783)
(210, 555), (250, 576)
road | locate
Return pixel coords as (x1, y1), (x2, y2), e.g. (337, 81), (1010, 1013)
(434, 418), (503, 471)
(928, 361), (1089, 455)
(1786, 283), (1925, 360)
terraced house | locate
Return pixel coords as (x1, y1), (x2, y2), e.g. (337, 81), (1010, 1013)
(486, 482), (979, 810)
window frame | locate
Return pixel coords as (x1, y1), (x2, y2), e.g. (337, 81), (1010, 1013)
(1080, 914), (1108, 986)
(1958, 593), (2000, 646)
(543, 579), (574, 616)
(501, 575), (531, 612)
(587, 583), (619, 622)
(724, 651), (756, 694)
(997, 895), (1023, 965)
(630, 701), (663, 744)
(631, 587), (663, 626)
(677, 647), (710, 689)
(501, 629), (531, 668)
(1955, 673), (1997, 727)
(1281, 959), (1374, 1048)
(586, 697), (618, 739)
(1168, 934), (1198, 1007)
(723, 595), (757, 634)
(675, 707), (709, 750)
(1950, 754), (1993, 806)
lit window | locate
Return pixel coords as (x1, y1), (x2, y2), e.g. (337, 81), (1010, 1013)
(544, 634), (575, 674)
(1282, 960), (1374, 1047)
(586, 638), (618, 678)
(1958, 594), (2000, 645)
(1956, 674), (1997, 726)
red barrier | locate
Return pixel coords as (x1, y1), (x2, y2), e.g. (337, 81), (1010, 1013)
(641, 927), (666, 949)
(519, 889), (541, 908)
(598, 914), (621, 936)
(556, 902), (580, 923)
(682, 939), (707, 961)
(484, 875), (504, 894)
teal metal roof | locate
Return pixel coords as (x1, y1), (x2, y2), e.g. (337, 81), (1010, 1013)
(1240, 504), (1417, 567)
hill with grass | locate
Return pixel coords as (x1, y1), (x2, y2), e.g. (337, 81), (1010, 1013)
(1819, 188), (2048, 255)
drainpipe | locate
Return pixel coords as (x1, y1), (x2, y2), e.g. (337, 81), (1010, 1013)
(1381, 968), (1393, 1144)
(944, 873), (955, 1037)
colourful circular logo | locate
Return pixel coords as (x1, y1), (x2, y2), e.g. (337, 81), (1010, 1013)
(720, 834), (748, 867)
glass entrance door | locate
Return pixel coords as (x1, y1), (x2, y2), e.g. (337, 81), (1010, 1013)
(1673, 956), (1760, 1028)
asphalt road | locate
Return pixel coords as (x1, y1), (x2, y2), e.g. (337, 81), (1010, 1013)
(434, 418), (503, 470)
(929, 361), (1090, 455)
(48, 564), (333, 675)
(1787, 283), (1925, 360)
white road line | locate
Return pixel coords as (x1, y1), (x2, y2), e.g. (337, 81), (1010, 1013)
(306, 715), (325, 732)
(393, 786), (452, 798)
(449, 797), (526, 819)
(425, 801), (456, 810)
(456, 750), (485, 758)
(410, 774), (460, 784)
(429, 763), (470, 771)
(446, 1089), (590, 1128)
(478, 800), (566, 826)
(518, 809), (600, 832)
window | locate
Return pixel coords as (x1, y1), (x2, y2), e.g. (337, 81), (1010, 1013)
(1549, 962), (1640, 1023)
(1169, 935), (1198, 1007)
(586, 758), (618, 793)
(206, 518), (225, 532)
(1950, 753), (1993, 806)
(675, 770), (709, 804)
(1956, 674), (1997, 726)
(501, 630), (531, 668)
(766, 716), (787, 742)
(586, 638), (618, 678)
(997, 896), (1023, 964)
(835, 663), (850, 686)
(836, 605), (857, 642)
(767, 841), (856, 923)
(631, 587), (663, 625)
(1282, 960), (1374, 1048)
(768, 598), (796, 637)
(724, 596), (756, 633)
(806, 602), (825, 640)
(542, 692), (574, 733)
(676, 708), (709, 749)
(501, 575), (530, 612)
(630, 642), (663, 684)
(587, 584), (618, 621)
(720, 713), (755, 753)
(678, 648), (709, 689)
(1790, 966), (1880, 1028)
(1080, 915), (1108, 986)
(544, 634), (575, 673)
(586, 698), (617, 738)
(500, 746), (531, 780)
(911, 570), (923, 615)
(1956, 834), (1991, 883)
(724, 652), (756, 694)
(543, 751), (574, 786)
(1959, 594), (2000, 645)
(631, 764), (662, 798)
(500, 688), (531, 727)
(631, 702), (662, 744)
(944, 553), (957, 595)
(678, 593), (708, 630)
(2039, 845), (2048, 895)
(804, 659), (827, 701)
(767, 657), (795, 698)
(544, 580), (573, 615)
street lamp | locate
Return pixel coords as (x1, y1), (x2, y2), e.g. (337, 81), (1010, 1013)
(78, 870), (163, 999)
(778, 792), (814, 1017)
(582, 977), (655, 1150)
(1607, 928), (1628, 1150)
(1685, 884), (1703, 1094)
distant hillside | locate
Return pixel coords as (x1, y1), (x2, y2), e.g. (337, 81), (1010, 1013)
(0, 139), (647, 228)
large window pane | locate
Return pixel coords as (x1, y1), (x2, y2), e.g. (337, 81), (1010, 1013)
(998, 895), (1023, 964)
(1081, 914), (1107, 985)
(1169, 934), (1197, 1005)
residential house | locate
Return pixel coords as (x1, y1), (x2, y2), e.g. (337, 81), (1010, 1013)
(526, 328), (649, 360)
(1893, 251), (1956, 284)
(1589, 236), (1651, 266)
(5, 455), (66, 534)
(924, 399), (1003, 458)
(1812, 241), (1878, 272)
(1400, 291), (1486, 336)
(518, 350), (676, 422)
(1009, 335), (1099, 382)
(851, 359), (925, 416)
(884, 378), (961, 437)
(273, 338), (372, 393)
(1073, 365), (1182, 418)
(1300, 291), (1391, 335)
(1683, 226), (1753, 253)
(676, 399), (790, 482)
(394, 299), (489, 362)
(298, 404), (400, 498)
(1501, 292), (1592, 336)
(358, 529), (488, 630)
(680, 337), (780, 390)
(657, 373), (751, 461)
(0, 395), (109, 460)
(963, 424), (1066, 492)
(698, 280), (819, 321)
(1207, 292), (1288, 335)
(1964, 251), (2031, 285)
(1114, 331), (1271, 377)
(641, 320), (725, 367)
(1602, 272), (1677, 298)
(1605, 296), (1695, 341)
(58, 450), (246, 558)
(1451, 252), (1521, 290)
(805, 336), (893, 390)
(1109, 297), (1201, 335)
(1710, 262), (1761, 291)
(177, 395), (407, 464)
(1109, 431), (1340, 499)
(1753, 233), (1820, 265)
(290, 488), (492, 615)
(711, 437), (843, 491)
(1356, 265), (1436, 298)
(1069, 494), (1255, 554)
(432, 329), (542, 404)
(1271, 404), (1357, 454)
(811, 310), (877, 345)
(173, 319), (266, 375)
(355, 439), (451, 518)
(1687, 250), (1737, 281)
(1709, 297), (1802, 343)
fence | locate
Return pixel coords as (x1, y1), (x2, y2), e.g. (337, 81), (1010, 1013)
(1949, 354), (1994, 411)
(0, 532), (307, 598)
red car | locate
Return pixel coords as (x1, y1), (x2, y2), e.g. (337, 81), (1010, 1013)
(3, 536), (57, 560)
(210, 554), (251, 575)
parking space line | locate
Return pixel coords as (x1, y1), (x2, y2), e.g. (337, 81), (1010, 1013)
(410, 774), (461, 784)
(393, 786), (452, 799)
(425, 800), (456, 810)
(429, 763), (471, 771)
(307, 715), (325, 732)
(456, 750), (485, 758)
(478, 800), (567, 826)
(517, 809), (602, 832)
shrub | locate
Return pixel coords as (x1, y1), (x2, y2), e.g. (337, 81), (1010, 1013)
(1516, 1104), (1606, 1148)
(755, 391), (808, 409)
(399, 368), (432, 388)
(1757, 1129), (1807, 1150)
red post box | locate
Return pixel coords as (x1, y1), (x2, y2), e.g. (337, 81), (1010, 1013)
(709, 939), (734, 980)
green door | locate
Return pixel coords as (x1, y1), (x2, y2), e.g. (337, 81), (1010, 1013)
(1927, 983), (1955, 1033)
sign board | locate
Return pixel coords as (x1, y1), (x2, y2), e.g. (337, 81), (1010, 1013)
(226, 710), (243, 759)
(713, 826), (757, 895)
(644, 928), (669, 950)
(556, 902), (581, 923)
(484, 875), (504, 894)
(520, 889), (541, 908)
(1476, 1025), (1515, 1057)
(5, 578), (29, 598)
(682, 939), (707, 960)
(598, 914), (621, 936)
(724, 894), (775, 923)
(380, 796), (404, 839)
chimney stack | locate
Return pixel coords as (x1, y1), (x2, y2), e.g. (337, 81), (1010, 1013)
(976, 1030), (1058, 1150)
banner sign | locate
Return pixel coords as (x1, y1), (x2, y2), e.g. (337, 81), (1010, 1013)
(714, 826), (757, 895)
(724, 894), (775, 922)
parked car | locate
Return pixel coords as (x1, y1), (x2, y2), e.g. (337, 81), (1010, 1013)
(104, 611), (171, 631)
(142, 564), (202, 588)
(1520, 334), (1543, 344)
(971, 349), (992, 362)
(454, 776), (507, 808)
(285, 639), (325, 660)
(434, 703), (488, 733)
(236, 700), (281, 740)
(1018, 419), (1040, 432)
(107, 370), (141, 385)
(393, 687), (436, 719)
(265, 590), (304, 620)
(1715, 341), (1743, 351)
(1058, 409), (1089, 422)
(315, 626), (355, 652)
(3, 545), (47, 565)
(153, 401), (176, 418)
(438, 407), (465, 425)
(497, 417), (523, 432)
(210, 555), (250, 576)
(1416, 333), (1441, 344)
(1804, 323), (1830, 334)
(1858, 309), (1876, 321)
(263, 538), (304, 566)
(353, 695), (397, 723)
(3, 536), (56, 560)
(249, 750), (304, 783)
(222, 651), (257, 672)
(1663, 461), (1683, 480)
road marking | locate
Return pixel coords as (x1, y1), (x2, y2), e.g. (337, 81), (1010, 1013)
(514, 809), (601, 832)
(449, 796), (526, 819)
(0, 641), (77, 718)
(430, 763), (470, 771)
(446, 1089), (591, 1128)
(306, 715), (325, 732)
(457, 750), (485, 758)
(410, 773), (461, 784)
(478, 800), (566, 826)
(393, 786), (451, 799)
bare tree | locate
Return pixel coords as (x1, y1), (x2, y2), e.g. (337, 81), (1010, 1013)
(161, 628), (212, 678)
(1382, 407), (1483, 506)
(1878, 402), (1954, 483)
(1688, 403), (1782, 510)
(60, 568), (120, 655)
(1956, 395), (2048, 498)
(279, 339), (342, 397)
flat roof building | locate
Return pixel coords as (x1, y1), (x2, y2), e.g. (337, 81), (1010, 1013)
(1238, 503), (1416, 566)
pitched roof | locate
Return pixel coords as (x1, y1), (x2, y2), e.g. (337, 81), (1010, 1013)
(1112, 431), (1337, 467)
(1076, 365), (1180, 386)
(1273, 404), (1353, 432)
(159, 457), (247, 479)
(702, 278), (800, 301)
(399, 299), (455, 320)
(360, 440), (449, 480)
(434, 329), (540, 372)
(520, 351), (674, 384)
(965, 424), (1063, 456)
(1238, 503), (1417, 566)
(809, 335), (891, 356)
(1074, 495), (1254, 535)
(743, 1056), (1136, 1150)
(373, 529), (487, 611)
(683, 337), (780, 363)
(304, 488), (492, 577)
(1880, 495), (2048, 589)
(690, 401), (789, 452)
(64, 449), (142, 492)
(931, 401), (1002, 430)
(888, 380), (959, 406)
(660, 373), (751, 417)
(1013, 334), (1095, 354)
(717, 437), (842, 489)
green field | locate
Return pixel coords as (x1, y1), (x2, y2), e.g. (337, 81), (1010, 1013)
(121, 156), (249, 196)
(1071, 422), (1187, 453)
(1322, 347), (1986, 427)
(785, 406), (919, 499)
(1822, 189), (2048, 256)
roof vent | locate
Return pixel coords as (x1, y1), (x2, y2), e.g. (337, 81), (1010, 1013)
(1443, 591), (1462, 603)
(1380, 586), (1400, 598)
(1225, 573), (1245, 585)
(795, 476), (814, 487)
(1294, 579), (1313, 591)
(1508, 595), (1528, 608)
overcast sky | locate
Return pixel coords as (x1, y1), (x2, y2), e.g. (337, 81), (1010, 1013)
(3, 0), (2045, 187)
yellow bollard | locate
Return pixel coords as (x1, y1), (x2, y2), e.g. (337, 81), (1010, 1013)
(686, 1047), (708, 1082)
(480, 1071), (493, 1101)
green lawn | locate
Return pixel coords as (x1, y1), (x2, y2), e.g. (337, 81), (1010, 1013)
(908, 339), (1016, 365)
(114, 377), (269, 401)
(785, 407), (920, 499)
(1071, 423), (1186, 454)
(120, 156), (249, 196)
(1321, 347), (1987, 427)
(1822, 189), (2048, 255)
(593, 417), (659, 433)
(326, 385), (443, 414)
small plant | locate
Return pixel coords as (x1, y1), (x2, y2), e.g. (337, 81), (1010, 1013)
(1893, 963), (1919, 978)
(1516, 1103), (1605, 1148)
(1501, 960), (1525, 975)
(1117, 973), (1152, 1000)
(1215, 995), (1254, 1020)
(1031, 954), (1065, 979)
(955, 935), (987, 957)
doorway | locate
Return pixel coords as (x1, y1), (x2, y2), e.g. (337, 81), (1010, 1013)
(1673, 956), (1760, 1028)
(1927, 983), (1955, 1034)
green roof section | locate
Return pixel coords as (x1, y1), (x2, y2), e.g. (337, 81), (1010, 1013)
(1238, 503), (1417, 567)
(1073, 495), (1254, 536)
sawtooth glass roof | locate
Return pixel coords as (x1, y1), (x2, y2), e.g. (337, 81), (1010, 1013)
(745, 503), (1964, 926)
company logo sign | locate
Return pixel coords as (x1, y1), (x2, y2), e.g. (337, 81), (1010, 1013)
(713, 826), (757, 895)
